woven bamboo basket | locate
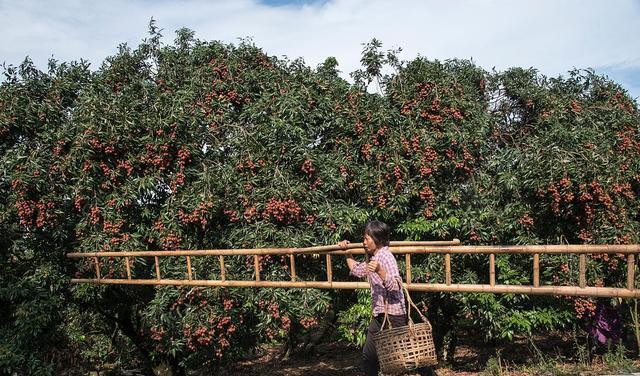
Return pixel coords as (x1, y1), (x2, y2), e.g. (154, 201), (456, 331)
(374, 282), (437, 375)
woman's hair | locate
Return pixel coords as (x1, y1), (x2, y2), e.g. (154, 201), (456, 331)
(364, 220), (390, 248)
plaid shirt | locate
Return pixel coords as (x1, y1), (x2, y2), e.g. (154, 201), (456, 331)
(350, 246), (406, 317)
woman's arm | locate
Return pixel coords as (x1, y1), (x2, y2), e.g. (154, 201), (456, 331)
(339, 240), (367, 278)
(346, 253), (359, 271)
(376, 252), (401, 291)
(367, 260), (387, 280)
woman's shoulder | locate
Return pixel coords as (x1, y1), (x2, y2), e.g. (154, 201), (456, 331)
(379, 246), (395, 259)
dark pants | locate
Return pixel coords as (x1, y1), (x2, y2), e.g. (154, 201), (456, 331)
(363, 314), (436, 376)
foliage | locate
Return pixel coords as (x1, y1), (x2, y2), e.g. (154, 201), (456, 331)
(1, 22), (639, 374)
(337, 289), (371, 346)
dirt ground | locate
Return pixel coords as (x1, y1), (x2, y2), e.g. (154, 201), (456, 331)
(219, 341), (480, 375)
(219, 331), (640, 376)
(221, 342), (361, 375)
(218, 334), (538, 375)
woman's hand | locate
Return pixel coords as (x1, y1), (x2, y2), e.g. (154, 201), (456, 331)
(340, 240), (356, 270)
(367, 260), (387, 279)
(338, 240), (354, 259)
(338, 240), (350, 249)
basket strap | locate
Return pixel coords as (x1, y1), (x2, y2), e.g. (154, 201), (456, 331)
(380, 275), (407, 330)
(381, 306), (390, 330)
(380, 274), (429, 329)
(380, 274), (402, 330)
(400, 278), (427, 323)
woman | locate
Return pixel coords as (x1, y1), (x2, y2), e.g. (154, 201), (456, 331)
(339, 220), (435, 376)
(338, 220), (407, 376)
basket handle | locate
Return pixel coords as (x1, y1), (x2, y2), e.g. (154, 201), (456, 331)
(380, 277), (427, 330)
(380, 295), (392, 331)
(402, 279), (427, 324)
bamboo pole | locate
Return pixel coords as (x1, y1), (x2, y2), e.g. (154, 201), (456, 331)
(67, 243), (640, 259)
(186, 256), (192, 280)
(69, 278), (640, 298)
(490, 254), (496, 287)
(387, 245), (640, 255)
(406, 254), (412, 284)
(292, 239), (461, 254)
(628, 254), (635, 290)
(533, 254), (539, 287)
(154, 256), (160, 280)
(254, 255), (260, 281)
(290, 255), (296, 281)
(66, 240), (460, 259)
(579, 254), (586, 288)
(219, 255), (225, 281)
(125, 256), (131, 280)
(326, 254), (332, 282)
(445, 254), (451, 285)
(94, 256), (101, 280)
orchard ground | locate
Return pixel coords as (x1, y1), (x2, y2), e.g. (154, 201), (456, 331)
(220, 331), (640, 376)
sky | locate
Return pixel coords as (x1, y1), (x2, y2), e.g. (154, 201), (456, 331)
(1, 0), (639, 101)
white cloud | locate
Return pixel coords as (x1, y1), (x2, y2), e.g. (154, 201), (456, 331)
(1, 0), (639, 98)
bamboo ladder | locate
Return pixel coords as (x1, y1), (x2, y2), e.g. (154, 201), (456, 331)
(67, 242), (640, 298)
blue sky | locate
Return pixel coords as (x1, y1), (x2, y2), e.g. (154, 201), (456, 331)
(1, 0), (639, 101)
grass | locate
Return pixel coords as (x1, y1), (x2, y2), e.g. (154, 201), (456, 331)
(479, 342), (640, 376)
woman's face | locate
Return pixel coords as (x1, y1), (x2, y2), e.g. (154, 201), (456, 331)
(363, 233), (378, 255)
